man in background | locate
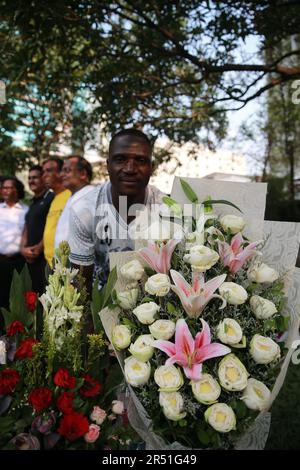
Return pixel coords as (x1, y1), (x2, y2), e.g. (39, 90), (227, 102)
(42, 158), (71, 267)
(55, 156), (94, 249)
(0, 177), (28, 328)
(20, 165), (54, 294)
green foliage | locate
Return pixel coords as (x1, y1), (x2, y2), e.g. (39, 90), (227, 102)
(91, 266), (118, 333)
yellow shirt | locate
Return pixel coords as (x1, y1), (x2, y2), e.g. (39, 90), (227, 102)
(43, 189), (71, 266)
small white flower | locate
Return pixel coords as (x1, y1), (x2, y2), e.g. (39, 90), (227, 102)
(183, 245), (219, 272)
(154, 365), (184, 392)
(218, 354), (249, 391)
(219, 215), (246, 234)
(217, 318), (243, 345)
(241, 378), (271, 411)
(159, 391), (186, 421)
(124, 356), (151, 387)
(111, 325), (132, 350)
(120, 260), (144, 282)
(250, 295), (277, 320)
(250, 334), (281, 364)
(129, 334), (154, 362)
(145, 274), (171, 297)
(111, 400), (124, 415)
(219, 282), (248, 305)
(133, 302), (160, 324)
(205, 403), (236, 433)
(117, 288), (139, 310)
(191, 374), (221, 405)
(149, 320), (176, 340)
(247, 263), (279, 283)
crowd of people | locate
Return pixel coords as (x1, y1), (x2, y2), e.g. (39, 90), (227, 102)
(0, 128), (164, 332)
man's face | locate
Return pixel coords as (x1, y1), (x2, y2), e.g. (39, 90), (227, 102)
(2, 179), (18, 203)
(61, 157), (84, 193)
(107, 135), (152, 197)
(28, 170), (44, 195)
(42, 160), (61, 189)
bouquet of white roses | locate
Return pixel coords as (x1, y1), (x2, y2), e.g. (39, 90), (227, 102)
(101, 179), (300, 450)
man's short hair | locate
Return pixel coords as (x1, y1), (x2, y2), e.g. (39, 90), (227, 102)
(2, 176), (25, 199)
(109, 128), (152, 157)
(66, 155), (93, 183)
(29, 164), (43, 174)
(42, 157), (64, 172)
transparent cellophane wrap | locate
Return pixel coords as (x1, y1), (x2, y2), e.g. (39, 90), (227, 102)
(100, 178), (300, 450)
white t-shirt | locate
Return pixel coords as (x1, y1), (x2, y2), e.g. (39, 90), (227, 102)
(54, 185), (94, 249)
(69, 182), (164, 289)
(0, 202), (28, 255)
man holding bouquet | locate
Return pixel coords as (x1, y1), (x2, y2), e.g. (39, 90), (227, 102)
(68, 128), (164, 292)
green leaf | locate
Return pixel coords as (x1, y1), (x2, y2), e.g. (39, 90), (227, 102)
(196, 427), (210, 445)
(202, 199), (243, 213)
(144, 266), (156, 277)
(162, 196), (183, 217)
(141, 296), (154, 303)
(91, 267), (118, 333)
(167, 302), (177, 314)
(0, 416), (15, 435)
(180, 178), (199, 203)
(102, 266), (118, 308)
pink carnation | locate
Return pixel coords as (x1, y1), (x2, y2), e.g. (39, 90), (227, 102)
(84, 424), (100, 444)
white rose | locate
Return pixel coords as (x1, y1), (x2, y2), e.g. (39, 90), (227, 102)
(149, 320), (176, 340)
(111, 400), (124, 415)
(117, 288), (139, 310)
(133, 302), (160, 324)
(250, 334), (281, 364)
(0, 340), (6, 364)
(218, 354), (249, 391)
(183, 245), (219, 272)
(219, 215), (246, 234)
(247, 263), (279, 283)
(120, 260), (144, 282)
(145, 274), (171, 297)
(154, 365), (184, 392)
(241, 378), (271, 411)
(191, 374), (221, 405)
(111, 324), (132, 350)
(129, 334), (154, 362)
(124, 356), (151, 387)
(217, 318), (243, 345)
(159, 391), (186, 421)
(219, 282), (248, 305)
(250, 295), (277, 320)
(90, 406), (107, 425)
(205, 403), (236, 433)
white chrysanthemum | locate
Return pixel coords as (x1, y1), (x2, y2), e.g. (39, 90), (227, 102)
(124, 356), (151, 387)
(250, 335), (281, 364)
(154, 365), (184, 392)
(129, 335), (154, 362)
(217, 318), (243, 345)
(219, 282), (248, 305)
(218, 354), (249, 391)
(111, 324), (132, 350)
(250, 295), (277, 320)
(133, 302), (160, 324)
(205, 403), (236, 433)
(191, 374), (221, 405)
(241, 378), (271, 411)
(159, 391), (186, 421)
(149, 320), (176, 340)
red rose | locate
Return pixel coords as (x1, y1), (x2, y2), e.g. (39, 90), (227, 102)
(57, 412), (89, 441)
(15, 337), (39, 360)
(6, 320), (25, 337)
(57, 392), (74, 414)
(0, 368), (20, 395)
(28, 387), (53, 413)
(25, 291), (38, 312)
(53, 368), (76, 389)
(79, 375), (101, 398)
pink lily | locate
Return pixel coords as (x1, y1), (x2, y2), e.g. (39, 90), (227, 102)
(170, 269), (227, 318)
(218, 232), (260, 274)
(154, 319), (231, 381)
(138, 239), (179, 274)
